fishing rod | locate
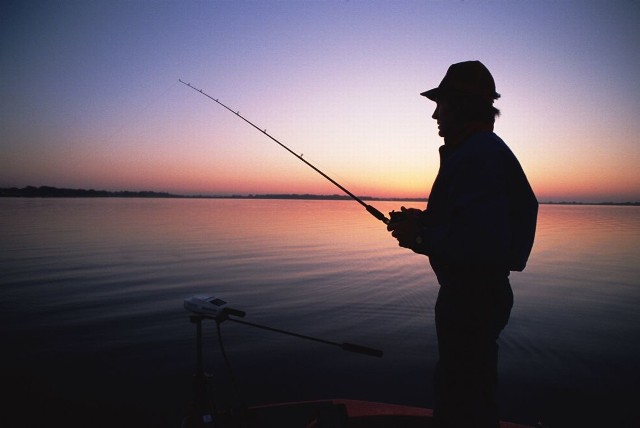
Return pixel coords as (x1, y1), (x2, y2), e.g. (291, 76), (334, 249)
(184, 295), (384, 358)
(179, 79), (391, 225)
(183, 295), (383, 427)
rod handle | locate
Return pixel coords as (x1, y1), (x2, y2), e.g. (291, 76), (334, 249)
(341, 342), (384, 358)
(365, 204), (390, 224)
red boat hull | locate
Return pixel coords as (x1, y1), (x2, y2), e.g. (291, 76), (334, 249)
(215, 399), (534, 428)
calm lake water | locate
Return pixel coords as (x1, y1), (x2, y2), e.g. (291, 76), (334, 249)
(1, 198), (639, 427)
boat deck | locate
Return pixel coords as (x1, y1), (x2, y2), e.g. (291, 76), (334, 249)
(192, 399), (533, 428)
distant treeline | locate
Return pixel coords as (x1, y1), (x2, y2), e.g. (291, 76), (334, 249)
(0, 186), (425, 201)
(1, 186), (637, 205)
(226, 193), (426, 202)
(541, 200), (639, 206)
(0, 186), (177, 198)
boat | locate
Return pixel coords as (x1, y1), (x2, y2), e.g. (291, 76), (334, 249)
(182, 297), (534, 428)
(184, 398), (534, 427)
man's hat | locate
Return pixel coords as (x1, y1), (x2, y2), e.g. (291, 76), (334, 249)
(421, 60), (500, 102)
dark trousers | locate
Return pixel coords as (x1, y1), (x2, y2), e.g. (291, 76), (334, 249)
(433, 272), (513, 428)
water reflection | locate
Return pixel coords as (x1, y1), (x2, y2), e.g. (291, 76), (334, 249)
(1, 198), (639, 427)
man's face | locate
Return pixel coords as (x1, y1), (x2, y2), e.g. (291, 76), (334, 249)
(431, 98), (460, 139)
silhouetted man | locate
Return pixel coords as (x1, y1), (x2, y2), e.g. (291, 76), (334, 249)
(387, 61), (537, 428)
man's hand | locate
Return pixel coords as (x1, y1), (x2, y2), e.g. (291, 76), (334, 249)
(387, 207), (424, 249)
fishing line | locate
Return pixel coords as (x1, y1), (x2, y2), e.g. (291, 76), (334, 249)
(99, 82), (177, 146)
(179, 79), (392, 225)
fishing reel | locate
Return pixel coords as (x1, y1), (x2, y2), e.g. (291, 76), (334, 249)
(388, 207), (426, 225)
(388, 210), (407, 224)
(387, 209), (424, 245)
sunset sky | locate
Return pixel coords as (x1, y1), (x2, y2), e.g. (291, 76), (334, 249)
(2, 0), (639, 202)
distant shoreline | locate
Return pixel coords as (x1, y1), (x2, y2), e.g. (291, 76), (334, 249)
(0, 185), (426, 202)
(1, 186), (638, 206)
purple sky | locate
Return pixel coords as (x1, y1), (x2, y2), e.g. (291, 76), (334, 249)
(2, 0), (639, 202)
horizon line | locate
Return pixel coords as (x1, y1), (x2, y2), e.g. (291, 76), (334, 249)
(1, 185), (639, 206)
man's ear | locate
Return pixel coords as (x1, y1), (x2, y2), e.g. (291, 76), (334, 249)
(454, 96), (473, 121)
(456, 96), (469, 112)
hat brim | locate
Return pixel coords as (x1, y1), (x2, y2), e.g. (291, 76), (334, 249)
(420, 87), (439, 101)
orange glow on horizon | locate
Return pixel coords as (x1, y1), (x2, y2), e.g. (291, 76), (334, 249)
(2, 2), (639, 204)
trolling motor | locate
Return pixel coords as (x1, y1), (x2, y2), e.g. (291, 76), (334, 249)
(184, 295), (383, 356)
(182, 295), (383, 427)
(184, 295), (246, 320)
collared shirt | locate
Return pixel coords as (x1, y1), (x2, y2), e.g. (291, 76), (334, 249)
(417, 131), (538, 279)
